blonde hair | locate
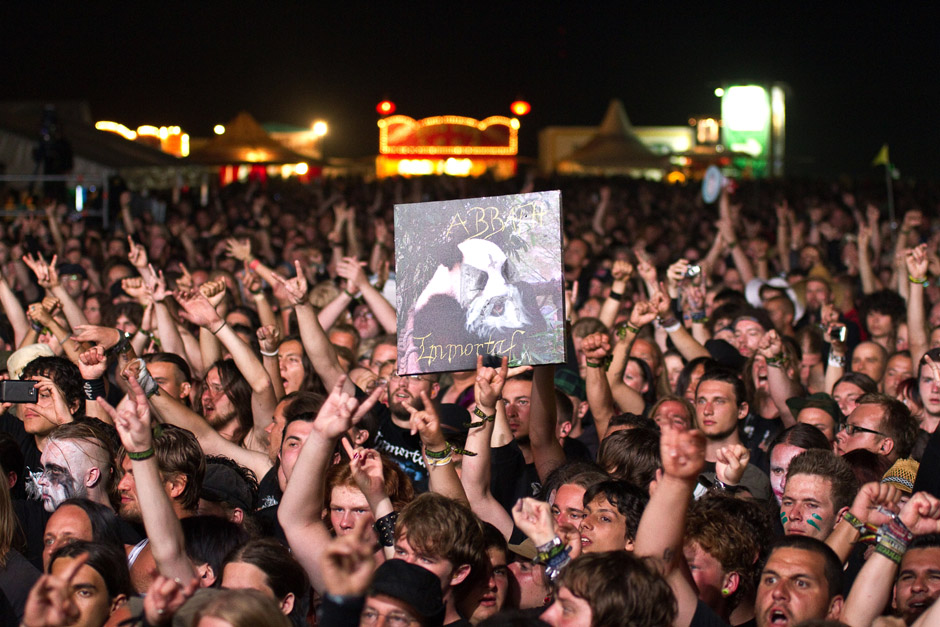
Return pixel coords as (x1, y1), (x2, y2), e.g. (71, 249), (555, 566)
(195, 589), (291, 627)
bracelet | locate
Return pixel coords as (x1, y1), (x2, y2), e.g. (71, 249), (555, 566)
(248, 258), (261, 271)
(210, 321), (227, 335)
(691, 311), (708, 323)
(427, 455), (453, 467)
(908, 274), (928, 285)
(425, 443), (452, 460)
(828, 353), (846, 368)
(127, 447), (155, 461)
(131, 358), (161, 398)
(260, 348), (279, 357)
(624, 322), (640, 335)
(727, 240), (738, 249)
(765, 354), (788, 369)
(372, 511), (398, 547)
(107, 331), (132, 356)
(608, 291), (624, 302)
(659, 318), (681, 333)
(83, 378), (106, 401)
(585, 355), (612, 371)
(343, 288), (358, 299)
(465, 406), (496, 428)
(535, 536), (564, 560)
(30, 321), (43, 333)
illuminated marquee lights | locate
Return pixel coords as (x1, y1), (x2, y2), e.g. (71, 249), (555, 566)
(378, 115), (518, 156)
(95, 121), (137, 141)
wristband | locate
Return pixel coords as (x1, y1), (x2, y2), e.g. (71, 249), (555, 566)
(260, 348), (279, 357)
(127, 447), (155, 461)
(624, 322), (640, 335)
(465, 406), (496, 428)
(691, 311), (708, 323)
(534, 536), (564, 561)
(372, 511), (398, 547)
(133, 358), (161, 398)
(908, 274), (928, 285)
(343, 288), (358, 299)
(427, 455), (453, 467)
(30, 321), (44, 333)
(248, 258), (261, 271)
(425, 443), (452, 460)
(608, 291), (624, 302)
(727, 240), (738, 249)
(585, 355), (612, 370)
(828, 353), (846, 368)
(660, 318), (681, 333)
(83, 378), (106, 401)
(107, 331), (132, 356)
(210, 321), (226, 335)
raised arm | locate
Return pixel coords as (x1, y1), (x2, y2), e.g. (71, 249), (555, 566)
(460, 356), (514, 539)
(275, 261), (354, 395)
(408, 390), (469, 505)
(905, 245), (930, 367)
(858, 223), (877, 295)
(336, 257), (397, 334)
(147, 382), (272, 480)
(529, 365), (566, 482)
(756, 330), (802, 428)
(598, 260), (633, 329)
(0, 273), (28, 347)
(98, 376), (196, 583)
(175, 287), (276, 450)
(841, 491), (940, 627)
(278, 376), (382, 592)
(606, 302), (656, 415)
(581, 332), (616, 440)
(635, 427), (706, 627)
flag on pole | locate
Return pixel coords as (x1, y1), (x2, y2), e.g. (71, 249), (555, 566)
(872, 144), (890, 167)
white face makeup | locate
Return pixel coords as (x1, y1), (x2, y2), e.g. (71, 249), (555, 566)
(38, 440), (90, 512)
(458, 239), (531, 337)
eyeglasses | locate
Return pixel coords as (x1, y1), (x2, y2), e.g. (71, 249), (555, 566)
(389, 373), (434, 383)
(360, 608), (419, 627)
(840, 423), (885, 437)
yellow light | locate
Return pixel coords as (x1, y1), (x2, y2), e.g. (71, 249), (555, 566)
(214, 125), (226, 135)
(181, 133), (190, 157)
(510, 118), (520, 130)
(295, 162), (309, 175)
(245, 150), (269, 162)
(510, 100), (531, 116)
(312, 121), (328, 137)
(379, 115), (518, 156)
(377, 100), (396, 115)
(667, 171), (687, 184)
(95, 121), (137, 141)
(138, 125), (160, 137)
(714, 87), (725, 97)
(159, 127), (169, 140)
(443, 158), (473, 176)
(724, 85), (770, 132)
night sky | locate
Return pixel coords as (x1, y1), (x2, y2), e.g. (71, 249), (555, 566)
(4, 3), (936, 178)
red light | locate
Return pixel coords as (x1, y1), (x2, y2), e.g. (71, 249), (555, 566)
(377, 100), (396, 115)
(510, 100), (531, 116)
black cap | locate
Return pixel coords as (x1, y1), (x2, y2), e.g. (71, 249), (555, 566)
(57, 263), (87, 279)
(369, 560), (446, 627)
(201, 462), (254, 512)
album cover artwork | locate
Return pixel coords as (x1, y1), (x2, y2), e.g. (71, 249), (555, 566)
(394, 190), (565, 374)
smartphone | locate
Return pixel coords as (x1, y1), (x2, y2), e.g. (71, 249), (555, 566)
(0, 380), (38, 403)
(828, 325), (846, 343)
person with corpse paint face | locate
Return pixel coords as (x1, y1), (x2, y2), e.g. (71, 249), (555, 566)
(38, 421), (116, 512)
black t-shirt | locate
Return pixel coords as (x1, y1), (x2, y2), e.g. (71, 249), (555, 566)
(490, 440), (537, 513)
(691, 599), (731, 627)
(374, 406), (429, 493)
(0, 412), (42, 479)
(741, 412), (782, 474)
(257, 464), (282, 510)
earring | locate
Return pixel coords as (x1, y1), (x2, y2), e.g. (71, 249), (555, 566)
(721, 588), (730, 596)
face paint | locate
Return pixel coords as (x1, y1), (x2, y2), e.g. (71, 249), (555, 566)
(779, 511), (788, 523)
(807, 519), (822, 531)
(37, 440), (92, 513)
(37, 462), (78, 512)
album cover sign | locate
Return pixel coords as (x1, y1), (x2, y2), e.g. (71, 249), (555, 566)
(395, 191), (565, 374)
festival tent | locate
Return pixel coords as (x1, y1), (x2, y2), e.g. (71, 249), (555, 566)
(186, 112), (316, 166)
(557, 99), (668, 174)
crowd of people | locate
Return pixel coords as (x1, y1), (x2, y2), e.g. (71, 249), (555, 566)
(0, 172), (939, 627)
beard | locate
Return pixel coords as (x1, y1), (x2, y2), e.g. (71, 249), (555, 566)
(206, 407), (237, 430)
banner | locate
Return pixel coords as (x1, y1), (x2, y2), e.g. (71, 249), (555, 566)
(394, 191), (565, 374)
